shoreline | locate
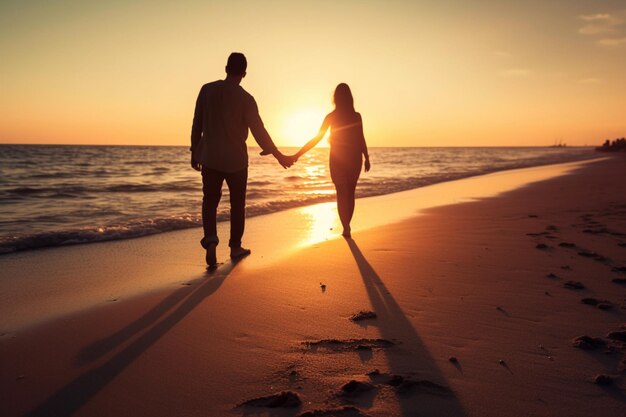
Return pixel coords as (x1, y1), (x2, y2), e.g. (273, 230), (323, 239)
(1, 154), (625, 417)
(0, 148), (599, 255)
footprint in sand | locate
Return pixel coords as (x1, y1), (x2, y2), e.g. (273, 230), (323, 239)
(563, 280), (585, 290)
(303, 338), (396, 353)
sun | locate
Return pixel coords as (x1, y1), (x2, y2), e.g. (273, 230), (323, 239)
(280, 107), (328, 147)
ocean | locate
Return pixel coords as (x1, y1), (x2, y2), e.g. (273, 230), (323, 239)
(0, 145), (596, 254)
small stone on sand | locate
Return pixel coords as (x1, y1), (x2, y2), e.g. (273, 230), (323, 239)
(536, 243), (549, 250)
(449, 356), (458, 363)
(597, 303), (612, 310)
(581, 298), (599, 306)
(612, 278), (626, 285)
(546, 273), (558, 279)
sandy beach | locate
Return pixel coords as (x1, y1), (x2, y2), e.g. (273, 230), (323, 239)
(1, 155), (625, 417)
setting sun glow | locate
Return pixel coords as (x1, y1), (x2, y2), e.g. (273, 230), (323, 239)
(0, 1), (625, 146)
(280, 108), (328, 148)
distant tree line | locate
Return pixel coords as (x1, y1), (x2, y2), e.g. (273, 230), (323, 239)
(596, 137), (626, 152)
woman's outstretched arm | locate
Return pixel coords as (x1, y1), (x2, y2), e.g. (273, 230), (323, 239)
(294, 115), (331, 160)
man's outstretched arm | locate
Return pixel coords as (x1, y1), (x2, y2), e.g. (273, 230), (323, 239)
(246, 97), (293, 168)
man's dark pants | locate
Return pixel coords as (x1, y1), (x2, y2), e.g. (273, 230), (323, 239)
(201, 168), (248, 248)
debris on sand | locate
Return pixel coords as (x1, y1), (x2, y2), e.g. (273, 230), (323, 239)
(607, 330), (626, 342)
(575, 251), (608, 262)
(593, 374), (613, 386)
(349, 311), (377, 322)
(536, 243), (549, 250)
(581, 298), (613, 310)
(387, 375), (452, 396)
(303, 338), (395, 353)
(572, 335), (606, 350)
(564, 281), (585, 290)
(298, 406), (370, 417)
(449, 356), (458, 363)
(558, 242), (576, 248)
(320, 283), (327, 292)
(339, 380), (375, 396)
(546, 273), (559, 279)
(239, 391), (302, 408)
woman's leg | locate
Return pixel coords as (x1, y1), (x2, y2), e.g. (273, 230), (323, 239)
(335, 182), (357, 237)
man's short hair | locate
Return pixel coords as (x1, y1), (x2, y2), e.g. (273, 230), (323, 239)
(226, 52), (247, 75)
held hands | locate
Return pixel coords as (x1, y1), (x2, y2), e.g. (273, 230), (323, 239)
(275, 151), (295, 169)
(259, 149), (298, 169)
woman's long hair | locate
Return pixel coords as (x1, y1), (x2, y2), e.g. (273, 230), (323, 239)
(333, 83), (355, 115)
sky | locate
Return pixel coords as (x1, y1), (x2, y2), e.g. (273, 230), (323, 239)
(1, 0), (625, 147)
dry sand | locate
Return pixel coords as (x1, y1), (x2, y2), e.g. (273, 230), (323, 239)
(1, 155), (625, 417)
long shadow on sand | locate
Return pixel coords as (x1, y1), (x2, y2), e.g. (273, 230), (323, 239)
(346, 239), (468, 417)
(75, 275), (210, 365)
(25, 261), (239, 417)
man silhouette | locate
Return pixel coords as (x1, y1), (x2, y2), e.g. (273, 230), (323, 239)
(190, 52), (293, 267)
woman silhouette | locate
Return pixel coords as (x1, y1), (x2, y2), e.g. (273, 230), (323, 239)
(294, 83), (370, 238)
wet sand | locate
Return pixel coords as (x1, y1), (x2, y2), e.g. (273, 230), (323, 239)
(1, 155), (625, 416)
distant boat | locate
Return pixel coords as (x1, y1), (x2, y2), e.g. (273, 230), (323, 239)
(550, 139), (567, 148)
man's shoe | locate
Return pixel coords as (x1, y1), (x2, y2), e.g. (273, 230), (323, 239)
(230, 246), (251, 260)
